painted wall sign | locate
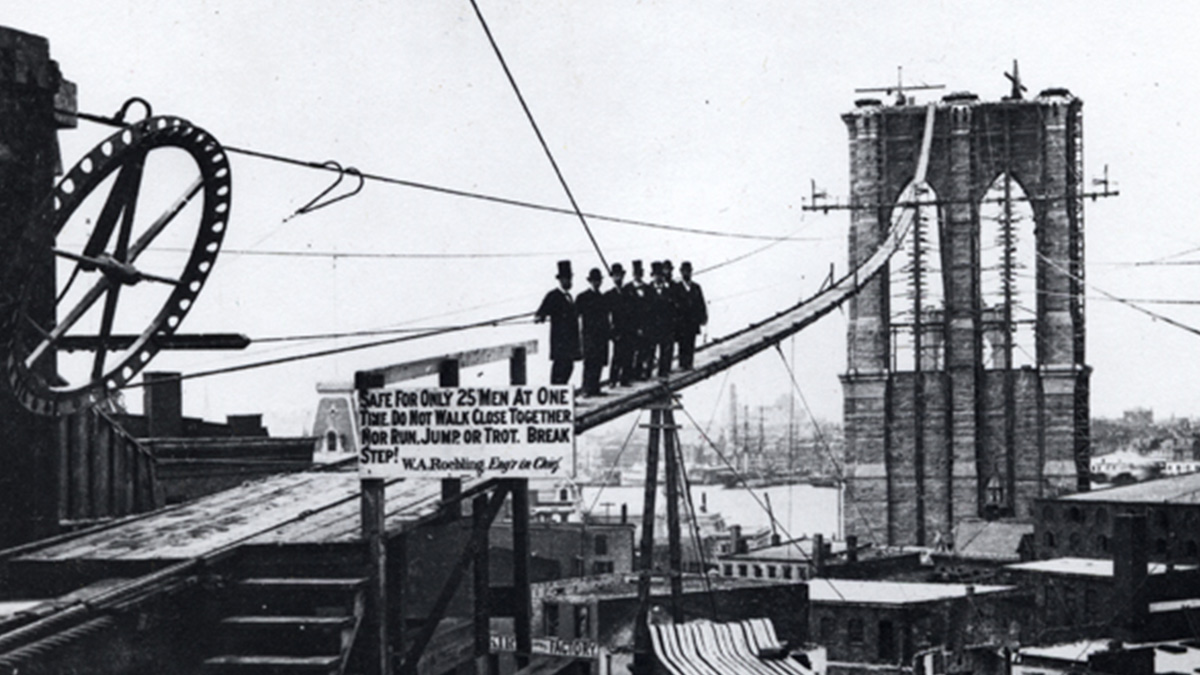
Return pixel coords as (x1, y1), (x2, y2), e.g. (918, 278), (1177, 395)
(358, 385), (574, 478)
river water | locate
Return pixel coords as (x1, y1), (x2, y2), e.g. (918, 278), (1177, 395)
(578, 483), (842, 540)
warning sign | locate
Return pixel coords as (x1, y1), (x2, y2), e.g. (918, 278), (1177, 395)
(357, 385), (574, 479)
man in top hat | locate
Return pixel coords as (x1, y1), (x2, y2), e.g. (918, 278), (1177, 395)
(605, 263), (635, 387)
(629, 259), (652, 379)
(674, 261), (707, 370)
(646, 261), (678, 377)
(575, 267), (610, 397)
(535, 260), (580, 385)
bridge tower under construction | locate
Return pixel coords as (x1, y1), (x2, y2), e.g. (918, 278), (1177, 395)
(841, 89), (1090, 547)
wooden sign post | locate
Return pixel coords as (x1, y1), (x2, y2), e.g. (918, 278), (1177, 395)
(355, 341), (553, 675)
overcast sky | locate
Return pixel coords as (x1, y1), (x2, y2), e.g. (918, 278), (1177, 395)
(6, 1), (1200, 436)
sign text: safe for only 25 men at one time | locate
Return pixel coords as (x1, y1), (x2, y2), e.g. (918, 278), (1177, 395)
(358, 385), (574, 479)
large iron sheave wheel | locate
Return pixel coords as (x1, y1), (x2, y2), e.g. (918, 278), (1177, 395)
(5, 116), (231, 416)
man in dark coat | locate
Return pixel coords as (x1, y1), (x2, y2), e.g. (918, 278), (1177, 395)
(674, 261), (707, 370)
(646, 261), (678, 377)
(575, 267), (610, 396)
(535, 260), (580, 385)
(629, 259), (652, 379)
(605, 263), (635, 387)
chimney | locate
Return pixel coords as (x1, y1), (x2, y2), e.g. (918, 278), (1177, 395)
(846, 535), (859, 563)
(621, 503), (628, 525)
(1113, 512), (1149, 640)
(730, 525), (746, 554)
(812, 534), (826, 576)
(144, 372), (183, 438)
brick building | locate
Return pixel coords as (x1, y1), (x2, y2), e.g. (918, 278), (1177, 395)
(842, 89), (1090, 548)
(1032, 472), (1200, 563)
(490, 521), (635, 579)
(1007, 513), (1200, 645)
(808, 578), (1025, 675)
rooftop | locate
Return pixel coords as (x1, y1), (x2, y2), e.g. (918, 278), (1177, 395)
(1006, 557), (1192, 577)
(1059, 471), (1200, 504)
(806, 579), (1014, 605)
(949, 519), (1032, 561)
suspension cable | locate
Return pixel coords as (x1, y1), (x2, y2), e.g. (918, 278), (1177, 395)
(469, 0), (608, 273)
(772, 343), (885, 549)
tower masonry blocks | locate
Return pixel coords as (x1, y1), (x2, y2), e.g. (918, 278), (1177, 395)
(841, 90), (1089, 547)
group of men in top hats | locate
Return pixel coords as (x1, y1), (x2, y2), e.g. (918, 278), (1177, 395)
(535, 257), (707, 397)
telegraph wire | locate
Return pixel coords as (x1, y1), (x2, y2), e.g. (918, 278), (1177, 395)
(252, 315), (534, 344)
(467, 0), (610, 274)
(63, 111), (815, 243)
(1038, 252), (1200, 340)
(145, 246), (594, 261)
(117, 310), (535, 389)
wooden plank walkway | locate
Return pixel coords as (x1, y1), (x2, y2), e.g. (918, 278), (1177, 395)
(574, 190), (918, 434)
(16, 471), (480, 563)
(575, 105), (936, 434)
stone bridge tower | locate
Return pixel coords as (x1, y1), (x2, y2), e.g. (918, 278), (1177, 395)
(841, 89), (1089, 547)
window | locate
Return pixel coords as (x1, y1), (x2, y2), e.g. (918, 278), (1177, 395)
(1095, 507), (1107, 526)
(1069, 507), (1083, 523)
(325, 430), (338, 452)
(574, 605), (590, 638)
(767, 566), (777, 579)
(738, 564), (748, 577)
(1043, 505), (1056, 522)
(592, 560), (614, 575)
(877, 620), (895, 661)
(782, 566), (793, 580)
(819, 617), (834, 642)
(723, 564), (733, 576)
(1097, 535), (1109, 553)
(848, 618), (864, 644)
(753, 565), (763, 579)
(559, 489), (569, 501)
(545, 604), (560, 635)
(1068, 532), (1081, 552)
(594, 535), (608, 556)
(1044, 532), (1056, 548)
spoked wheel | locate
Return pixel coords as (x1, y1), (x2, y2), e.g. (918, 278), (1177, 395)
(5, 116), (232, 415)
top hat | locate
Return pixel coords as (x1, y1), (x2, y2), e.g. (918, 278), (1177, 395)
(556, 260), (573, 278)
(610, 263), (625, 276)
(650, 261), (664, 275)
(680, 261), (693, 271)
(662, 259), (674, 271)
(632, 260), (644, 275)
(587, 267), (603, 282)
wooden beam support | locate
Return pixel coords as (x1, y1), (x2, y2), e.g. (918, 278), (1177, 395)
(510, 480), (532, 669)
(663, 406), (684, 621)
(440, 359), (462, 520)
(359, 340), (537, 387)
(362, 477), (390, 675)
(473, 493), (491, 675)
(631, 404), (663, 675)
